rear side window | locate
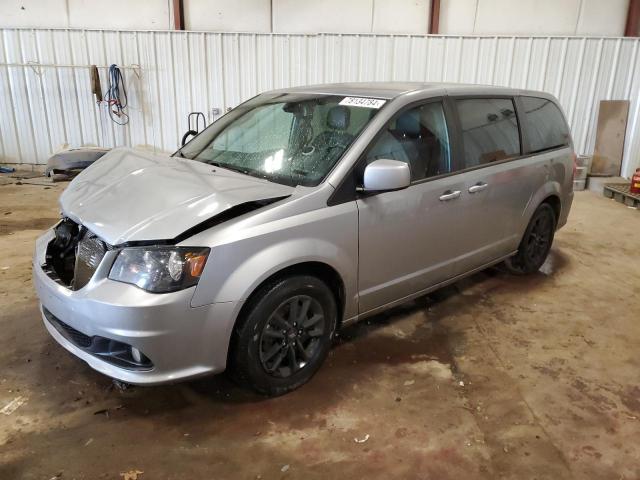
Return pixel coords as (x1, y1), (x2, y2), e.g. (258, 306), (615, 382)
(520, 96), (570, 153)
(456, 98), (521, 168)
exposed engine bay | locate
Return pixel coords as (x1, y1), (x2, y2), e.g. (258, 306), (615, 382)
(45, 218), (108, 290)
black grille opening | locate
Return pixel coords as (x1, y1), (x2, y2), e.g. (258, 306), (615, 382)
(44, 219), (108, 290)
(42, 307), (153, 371)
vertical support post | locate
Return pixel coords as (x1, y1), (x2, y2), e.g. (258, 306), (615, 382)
(173, 0), (184, 30)
(270, 0), (274, 32)
(626, 0), (639, 37)
(429, 0), (440, 34)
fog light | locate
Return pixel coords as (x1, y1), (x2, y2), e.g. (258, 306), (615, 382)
(131, 347), (142, 363)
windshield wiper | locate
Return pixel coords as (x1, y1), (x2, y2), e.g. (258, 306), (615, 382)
(208, 161), (253, 176)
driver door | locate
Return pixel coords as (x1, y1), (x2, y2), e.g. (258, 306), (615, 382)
(357, 99), (469, 314)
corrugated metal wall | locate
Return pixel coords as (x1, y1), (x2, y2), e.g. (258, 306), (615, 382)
(1, 28), (639, 176)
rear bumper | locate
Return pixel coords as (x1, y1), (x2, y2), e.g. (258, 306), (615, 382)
(33, 229), (242, 385)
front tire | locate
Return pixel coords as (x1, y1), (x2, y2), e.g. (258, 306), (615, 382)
(504, 203), (557, 275)
(229, 275), (337, 396)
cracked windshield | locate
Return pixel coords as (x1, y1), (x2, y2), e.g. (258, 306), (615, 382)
(176, 94), (384, 186)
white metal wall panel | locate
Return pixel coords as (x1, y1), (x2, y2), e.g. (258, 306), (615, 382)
(1, 28), (640, 177)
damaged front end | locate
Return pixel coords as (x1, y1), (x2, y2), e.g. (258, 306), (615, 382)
(43, 195), (286, 291)
(43, 218), (109, 290)
(39, 219), (155, 370)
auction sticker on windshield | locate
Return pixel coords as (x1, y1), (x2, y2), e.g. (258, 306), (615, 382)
(339, 97), (386, 109)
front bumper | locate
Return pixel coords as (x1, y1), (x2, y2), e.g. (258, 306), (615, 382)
(32, 229), (241, 385)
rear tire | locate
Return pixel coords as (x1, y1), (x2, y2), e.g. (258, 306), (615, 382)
(504, 203), (557, 275)
(228, 275), (337, 396)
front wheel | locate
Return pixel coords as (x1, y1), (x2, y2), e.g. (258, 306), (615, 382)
(228, 275), (337, 396)
(504, 203), (557, 275)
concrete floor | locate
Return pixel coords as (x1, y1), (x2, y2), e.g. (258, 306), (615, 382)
(0, 179), (639, 480)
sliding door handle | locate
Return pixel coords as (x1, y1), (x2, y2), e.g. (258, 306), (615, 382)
(439, 190), (461, 201)
(468, 182), (488, 193)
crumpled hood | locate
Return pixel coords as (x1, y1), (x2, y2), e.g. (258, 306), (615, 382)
(60, 148), (294, 245)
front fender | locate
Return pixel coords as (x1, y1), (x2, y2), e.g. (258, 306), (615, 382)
(190, 202), (359, 320)
(209, 238), (353, 303)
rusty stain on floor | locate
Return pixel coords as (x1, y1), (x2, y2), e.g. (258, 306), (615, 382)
(0, 181), (639, 479)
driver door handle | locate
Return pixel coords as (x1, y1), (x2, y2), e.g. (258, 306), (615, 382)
(439, 190), (461, 201)
(468, 182), (488, 193)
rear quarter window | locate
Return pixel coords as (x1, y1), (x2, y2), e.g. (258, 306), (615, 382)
(520, 96), (571, 153)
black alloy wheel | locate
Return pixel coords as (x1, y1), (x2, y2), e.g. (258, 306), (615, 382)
(259, 295), (325, 378)
(504, 203), (557, 275)
(229, 275), (337, 396)
(523, 209), (553, 266)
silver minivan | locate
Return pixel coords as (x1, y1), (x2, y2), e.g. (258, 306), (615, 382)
(33, 82), (574, 395)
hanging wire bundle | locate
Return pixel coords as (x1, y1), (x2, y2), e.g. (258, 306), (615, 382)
(104, 64), (129, 125)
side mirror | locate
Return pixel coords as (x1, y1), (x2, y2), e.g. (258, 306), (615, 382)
(362, 159), (411, 192)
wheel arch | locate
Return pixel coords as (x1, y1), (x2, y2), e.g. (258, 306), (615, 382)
(540, 194), (561, 226)
(521, 181), (562, 232)
(235, 261), (346, 330)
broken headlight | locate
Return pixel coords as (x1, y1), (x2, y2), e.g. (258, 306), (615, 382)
(108, 247), (210, 293)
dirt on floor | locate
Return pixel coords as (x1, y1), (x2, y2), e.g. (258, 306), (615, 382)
(0, 178), (639, 480)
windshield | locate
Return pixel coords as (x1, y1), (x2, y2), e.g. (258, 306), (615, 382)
(175, 93), (384, 187)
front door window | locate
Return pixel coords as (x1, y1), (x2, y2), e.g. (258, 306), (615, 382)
(364, 102), (451, 182)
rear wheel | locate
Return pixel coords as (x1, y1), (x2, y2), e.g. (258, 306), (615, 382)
(229, 275), (337, 396)
(504, 203), (557, 275)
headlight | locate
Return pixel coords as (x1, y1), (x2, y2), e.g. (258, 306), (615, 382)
(108, 246), (210, 293)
